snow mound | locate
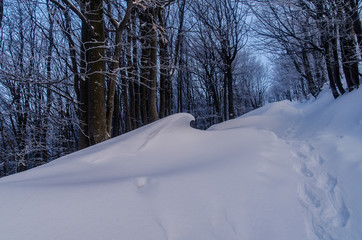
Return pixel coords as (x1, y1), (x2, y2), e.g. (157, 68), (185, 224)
(1, 89), (362, 240)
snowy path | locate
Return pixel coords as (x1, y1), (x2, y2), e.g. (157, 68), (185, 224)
(243, 90), (362, 240)
(290, 140), (350, 240)
(208, 90), (362, 240)
(274, 100), (354, 239)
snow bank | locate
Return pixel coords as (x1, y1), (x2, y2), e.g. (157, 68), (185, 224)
(1, 88), (361, 240)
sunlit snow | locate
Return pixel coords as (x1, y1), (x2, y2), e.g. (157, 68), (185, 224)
(1, 88), (361, 240)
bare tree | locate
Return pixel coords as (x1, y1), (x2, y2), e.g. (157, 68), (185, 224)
(191, 0), (249, 120)
(249, 0), (360, 99)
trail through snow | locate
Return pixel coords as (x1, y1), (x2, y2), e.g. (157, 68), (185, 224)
(292, 140), (350, 240)
(210, 89), (362, 239)
(275, 104), (352, 239)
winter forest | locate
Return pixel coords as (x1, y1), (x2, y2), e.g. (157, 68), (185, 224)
(0, 0), (361, 177)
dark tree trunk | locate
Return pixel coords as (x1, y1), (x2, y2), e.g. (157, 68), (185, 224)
(106, 0), (133, 135)
(148, 8), (159, 123)
(331, 36), (346, 95)
(106, 29), (121, 137)
(177, 71), (183, 113)
(339, 6), (360, 90)
(226, 64), (234, 119)
(127, 44), (136, 130)
(0, 0), (3, 29)
(84, 0), (108, 145)
(313, 51), (327, 90)
(42, 0), (54, 163)
(206, 72), (222, 123)
(125, 9), (138, 130)
(159, 35), (169, 119)
(314, 1), (340, 98)
(134, 77), (141, 128)
(78, 26), (89, 148)
(223, 74), (227, 120)
(140, 13), (150, 125)
(325, 41), (340, 99)
(345, 0), (362, 55)
(302, 49), (319, 97)
(121, 65), (131, 133)
(177, 41), (184, 113)
(0, 0), (3, 31)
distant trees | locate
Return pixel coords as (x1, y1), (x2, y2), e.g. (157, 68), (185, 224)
(3, 0), (358, 177)
(191, 0), (249, 120)
(0, 0), (78, 175)
(249, 0), (361, 99)
(235, 52), (269, 112)
(187, 0), (254, 126)
(0, 0), (270, 177)
(268, 55), (305, 101)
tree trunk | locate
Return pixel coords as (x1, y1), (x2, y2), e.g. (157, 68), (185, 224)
(324, 40), (340, 99)
(223, 73), (227, 120)
(148, 8), (159, 123)
(177, 70), (183, 113)
(0, 0), (3, 29)
(127, 29), (137, 130)
(331, 36), (346, 96)
(42, 0), (54, 162)
(140, 13), (150, 125)
(106, 0), (133, 135)
(345, 0), (362, 55)
(112, 87), (121, 137)
(339, 6), (360, 90)
(132, 26), (141, 128)
(302, 49), (319, 97)
(83, 0), (107, 145)
(78, 35), (89, 148)
(226, 65), (235, 119)
(121, 65), (131, 133)
(159, 35), (168, 119)
(106, 29), (121, 136)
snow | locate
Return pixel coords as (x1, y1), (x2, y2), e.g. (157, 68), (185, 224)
(1, 88), (362, 240)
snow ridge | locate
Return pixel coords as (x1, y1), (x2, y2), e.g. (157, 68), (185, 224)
(291, 141), (350, 240)
(1, 89), (361, 240)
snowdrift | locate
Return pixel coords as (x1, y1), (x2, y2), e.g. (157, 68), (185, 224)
(1, 89), (361, 240)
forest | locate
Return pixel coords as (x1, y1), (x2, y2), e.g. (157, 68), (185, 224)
(0, 0), (361, 177)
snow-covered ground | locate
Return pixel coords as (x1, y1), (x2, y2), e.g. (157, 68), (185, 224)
(1, 88), (361, 240)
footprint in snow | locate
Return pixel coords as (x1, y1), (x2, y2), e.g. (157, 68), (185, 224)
(291, 141), (350, 240)
(136, 177), (149, 190)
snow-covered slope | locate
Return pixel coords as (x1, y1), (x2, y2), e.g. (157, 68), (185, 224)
(1, 89), (361, 240)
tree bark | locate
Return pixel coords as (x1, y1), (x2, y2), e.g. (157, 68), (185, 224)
(140, 14), (150, 125)
(83, 0), (107, 145)
(127, 26), (137, 130)
(112, 87), (121, 137)
(302, 49), (318, 97)
(345, 0), (362, 55)
(148, 8), (159, 123)
(325, 41), (340, 99)
(331, 36), (346, 96)
(121, 64), (131, 133)
(339, 2), (360, 90)
(226, 62), (234, 119)
(0, 0), (3, 29)
(78, 24), (89, 148)
(43, 0), (54, 162)
(158, 10), (169, 119)
(106, 0), (133, 136)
